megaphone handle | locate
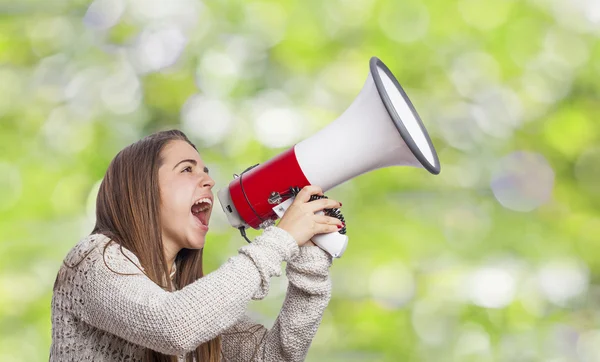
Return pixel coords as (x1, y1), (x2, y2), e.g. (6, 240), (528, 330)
(288, 187), (347, 235)
(272, 188), (348, 258)
(310, 212), (349, 258)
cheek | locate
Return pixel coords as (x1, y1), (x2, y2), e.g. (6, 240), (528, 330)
(161, 181), (191, 215)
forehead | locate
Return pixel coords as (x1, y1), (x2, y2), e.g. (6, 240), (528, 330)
(161, 140), (202, 164)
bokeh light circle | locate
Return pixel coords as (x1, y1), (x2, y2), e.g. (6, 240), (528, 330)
(490, 151), (555, 212)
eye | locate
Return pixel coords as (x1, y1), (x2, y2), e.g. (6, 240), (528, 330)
(182, 166), (192, 173)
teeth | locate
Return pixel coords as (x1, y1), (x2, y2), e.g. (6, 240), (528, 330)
(192, 197), (212, 214)
(194, 198), (212, 206)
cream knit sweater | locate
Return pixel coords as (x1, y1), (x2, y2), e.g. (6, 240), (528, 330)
(50, 226), (332, 361)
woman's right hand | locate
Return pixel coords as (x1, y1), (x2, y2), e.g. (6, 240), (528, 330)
(276, 185), (343, 247)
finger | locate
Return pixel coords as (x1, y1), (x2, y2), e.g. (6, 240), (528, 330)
(314, 223), (341, 235)
(295, 185), (323, 203)
(305, 198), (341, 213)
(314, 215), (343, 225)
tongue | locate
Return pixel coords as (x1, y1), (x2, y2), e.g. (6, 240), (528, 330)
(193, 211), (207, 226)
(191, 203), (209, 226)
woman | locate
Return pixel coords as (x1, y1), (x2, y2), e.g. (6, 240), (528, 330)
(50, 130), (344, 361)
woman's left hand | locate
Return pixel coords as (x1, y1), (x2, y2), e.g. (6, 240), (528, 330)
(305, 240), (316, 247)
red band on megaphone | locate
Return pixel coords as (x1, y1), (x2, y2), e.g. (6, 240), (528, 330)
(229, 146), (310, 229)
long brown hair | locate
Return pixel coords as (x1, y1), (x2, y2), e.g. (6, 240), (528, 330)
(92, 129), (221, 362)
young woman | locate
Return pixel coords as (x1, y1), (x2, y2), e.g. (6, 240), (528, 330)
(50, 130), (344, 361)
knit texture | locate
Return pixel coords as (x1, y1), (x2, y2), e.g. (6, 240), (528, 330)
(50, 226), (333, 361)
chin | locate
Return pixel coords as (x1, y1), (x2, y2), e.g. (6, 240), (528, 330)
(186, 236), (206, 250)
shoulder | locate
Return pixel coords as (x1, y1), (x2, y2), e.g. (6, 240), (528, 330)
(63, 234), (144, 276)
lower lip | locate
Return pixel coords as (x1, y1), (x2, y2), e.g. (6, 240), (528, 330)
(192, 214), (209, 232)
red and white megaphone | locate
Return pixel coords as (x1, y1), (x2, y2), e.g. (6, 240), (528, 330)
(217, 57), (441, 258)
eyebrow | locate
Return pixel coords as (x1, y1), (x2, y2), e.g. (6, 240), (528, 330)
(172, 159), (210, 173)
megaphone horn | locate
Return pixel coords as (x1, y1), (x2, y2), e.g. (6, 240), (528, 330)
(218, 57), (441, 257)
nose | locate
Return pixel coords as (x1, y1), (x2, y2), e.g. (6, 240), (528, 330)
(201, 174), (215, 189)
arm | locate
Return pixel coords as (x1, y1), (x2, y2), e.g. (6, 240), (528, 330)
(69, 226), (298, 356)
(221, 237), (333, 362)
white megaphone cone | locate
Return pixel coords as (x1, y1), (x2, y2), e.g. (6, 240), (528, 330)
(296, 58), (439, 191)
(217, 57), (440, 258)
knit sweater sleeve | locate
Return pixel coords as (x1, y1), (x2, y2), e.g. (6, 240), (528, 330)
(67, 226), (298, 356)
(221, 241), (333, 362)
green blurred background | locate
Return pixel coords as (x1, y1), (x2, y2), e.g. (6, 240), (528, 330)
(1, 0), (600, 360)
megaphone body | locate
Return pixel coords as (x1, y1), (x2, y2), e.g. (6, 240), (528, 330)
(217, 57), (441, 257)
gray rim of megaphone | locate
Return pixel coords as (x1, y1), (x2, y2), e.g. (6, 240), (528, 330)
(369, 57), (441, 175)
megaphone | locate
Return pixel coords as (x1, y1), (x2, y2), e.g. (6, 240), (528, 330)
(217, 57), (440, 258)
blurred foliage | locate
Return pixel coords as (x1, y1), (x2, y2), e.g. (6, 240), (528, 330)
(1, 0), (599, 361)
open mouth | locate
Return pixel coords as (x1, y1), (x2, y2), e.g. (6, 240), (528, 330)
(191, 198), (212, 227)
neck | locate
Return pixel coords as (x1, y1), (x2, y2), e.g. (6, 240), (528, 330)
(162, 238), (180, 275)
(166, 256), (176, 275)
